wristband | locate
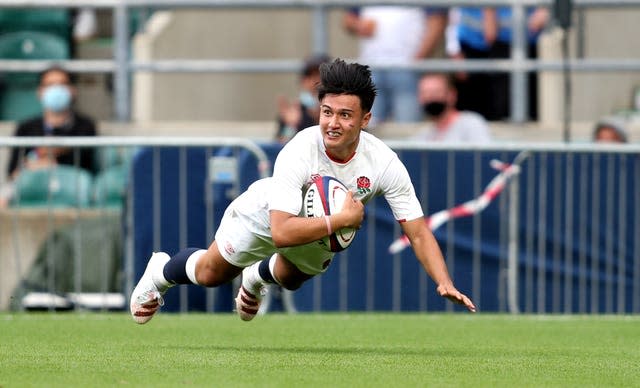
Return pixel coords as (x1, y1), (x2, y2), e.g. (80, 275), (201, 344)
(324, 215), (333, 235)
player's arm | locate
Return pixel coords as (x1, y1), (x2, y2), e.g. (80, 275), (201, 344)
(401, 218), (476, 312)
(270, 191), (364, 248)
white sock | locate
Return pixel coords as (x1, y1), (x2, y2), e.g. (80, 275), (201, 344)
(242, 262), (263, 296)
(151, 252), (173, 290)
(242, 253), (278, 296)
(185, 249), (207, 285)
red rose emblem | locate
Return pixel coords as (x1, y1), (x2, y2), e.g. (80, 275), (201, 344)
(357, 176), (370, 189)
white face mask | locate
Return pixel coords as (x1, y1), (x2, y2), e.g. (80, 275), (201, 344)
(41, 84), (72, 112)
(299, 91), (318, 109)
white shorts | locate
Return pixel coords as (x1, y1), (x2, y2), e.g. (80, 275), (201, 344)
(214, 202), (335, 275)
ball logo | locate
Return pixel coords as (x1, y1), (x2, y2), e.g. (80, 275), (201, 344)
(305, 187), (317, 218)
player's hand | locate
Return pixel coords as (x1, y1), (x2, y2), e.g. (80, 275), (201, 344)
(437, 284), (477, 312)
(339, 191), (364, 229)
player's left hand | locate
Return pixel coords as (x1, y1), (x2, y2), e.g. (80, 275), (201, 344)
(437, 284), (477, 313)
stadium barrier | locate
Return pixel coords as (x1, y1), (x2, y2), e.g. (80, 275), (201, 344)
(1, 137), (638, 314)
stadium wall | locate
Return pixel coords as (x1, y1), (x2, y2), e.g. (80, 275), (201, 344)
(129, 7), (640, 123)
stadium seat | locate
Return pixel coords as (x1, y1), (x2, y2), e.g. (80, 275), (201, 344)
(92, 165), (128, 208)
(95, 146), (138, 172)
(0, 87), (42, 123)
(11, 165), (93, 208)
(0, 9), (71, 39)
(0, 31), (70, 120)
(0, 30), (70, 82)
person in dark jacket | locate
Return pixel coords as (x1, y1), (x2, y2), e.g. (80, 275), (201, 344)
(7, 65), (98, 179)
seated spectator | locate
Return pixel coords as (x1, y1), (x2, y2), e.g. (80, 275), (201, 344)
(275, 54), (331, 144)
(411, 73), (492, 143)
(1, 66), (99, 208)
(6, 65), (99, 180)
(593, 118), (628, 144)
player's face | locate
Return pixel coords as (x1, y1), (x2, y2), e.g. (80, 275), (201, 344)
(319, 93), (371, 162)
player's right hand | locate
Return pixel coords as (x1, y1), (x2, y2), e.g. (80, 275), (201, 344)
(340, 191), (364, 229)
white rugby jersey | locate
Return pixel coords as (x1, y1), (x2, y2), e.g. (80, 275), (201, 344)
(233, 126), (424, 236)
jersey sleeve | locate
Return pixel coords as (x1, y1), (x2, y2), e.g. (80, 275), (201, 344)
(268, 139), (310, 216)
(379, 156), (424, 222)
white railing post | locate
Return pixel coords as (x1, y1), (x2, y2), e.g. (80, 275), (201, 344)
(114, 2), (131, 122)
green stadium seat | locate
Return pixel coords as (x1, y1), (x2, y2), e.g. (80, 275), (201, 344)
(11, 165), (93, 208)
(92, 166), (128, 208)
(0, 31), (70, 121)
(0, 87), (42, 122)
(0, 31), (70, 80)
(95, 146), (137, 172)
(0, 9), (71, 39)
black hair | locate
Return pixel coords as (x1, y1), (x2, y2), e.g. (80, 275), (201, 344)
(38, 65), (75, 86)
(317, 58), (377, 113)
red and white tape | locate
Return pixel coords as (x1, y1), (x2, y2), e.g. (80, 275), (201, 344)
(388, 152), (529, 254)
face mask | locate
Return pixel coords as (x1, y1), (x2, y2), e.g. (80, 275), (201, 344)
(41, 84), (72, 112)
(299, 91), (318, 109)
(423, 101), (446, 117)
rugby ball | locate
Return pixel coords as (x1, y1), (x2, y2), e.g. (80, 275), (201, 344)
(303, 175), (357, 252)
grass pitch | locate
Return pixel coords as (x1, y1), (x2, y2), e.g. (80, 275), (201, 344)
(1, 313), (638, 387)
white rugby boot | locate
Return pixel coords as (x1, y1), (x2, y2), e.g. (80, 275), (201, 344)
(130, 252), (172, 324)
(234, 265), (267, 321)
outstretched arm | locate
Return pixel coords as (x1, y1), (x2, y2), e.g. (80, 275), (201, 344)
(401, 218), (476, 312)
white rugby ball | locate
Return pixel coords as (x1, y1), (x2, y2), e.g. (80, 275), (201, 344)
(303, 175), (357, 252)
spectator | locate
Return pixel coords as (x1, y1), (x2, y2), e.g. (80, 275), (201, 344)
(412, 73), (492, 143)
(6, 65), (99, 180)
(343, 6), (447, 127)
(454, 6), (549, 121)
(275, 54), (331, 144)
(593, 118), (628, 144)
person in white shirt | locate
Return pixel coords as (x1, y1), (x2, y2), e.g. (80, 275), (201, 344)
(343, 7), (447, 127)
(129, 59), (476, 325)
(412, 73), (492, 143)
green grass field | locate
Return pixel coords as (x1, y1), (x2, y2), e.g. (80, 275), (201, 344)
(1, 313), (639, 387)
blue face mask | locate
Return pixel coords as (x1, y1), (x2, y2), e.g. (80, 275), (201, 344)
(299, 91), (318, 109)
(41, 84), (72, 112)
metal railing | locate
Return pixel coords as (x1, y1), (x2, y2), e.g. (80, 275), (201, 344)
(1, 137), (638, 314)
(0, 0), (639, 123)
(384, 141), (640, 314)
